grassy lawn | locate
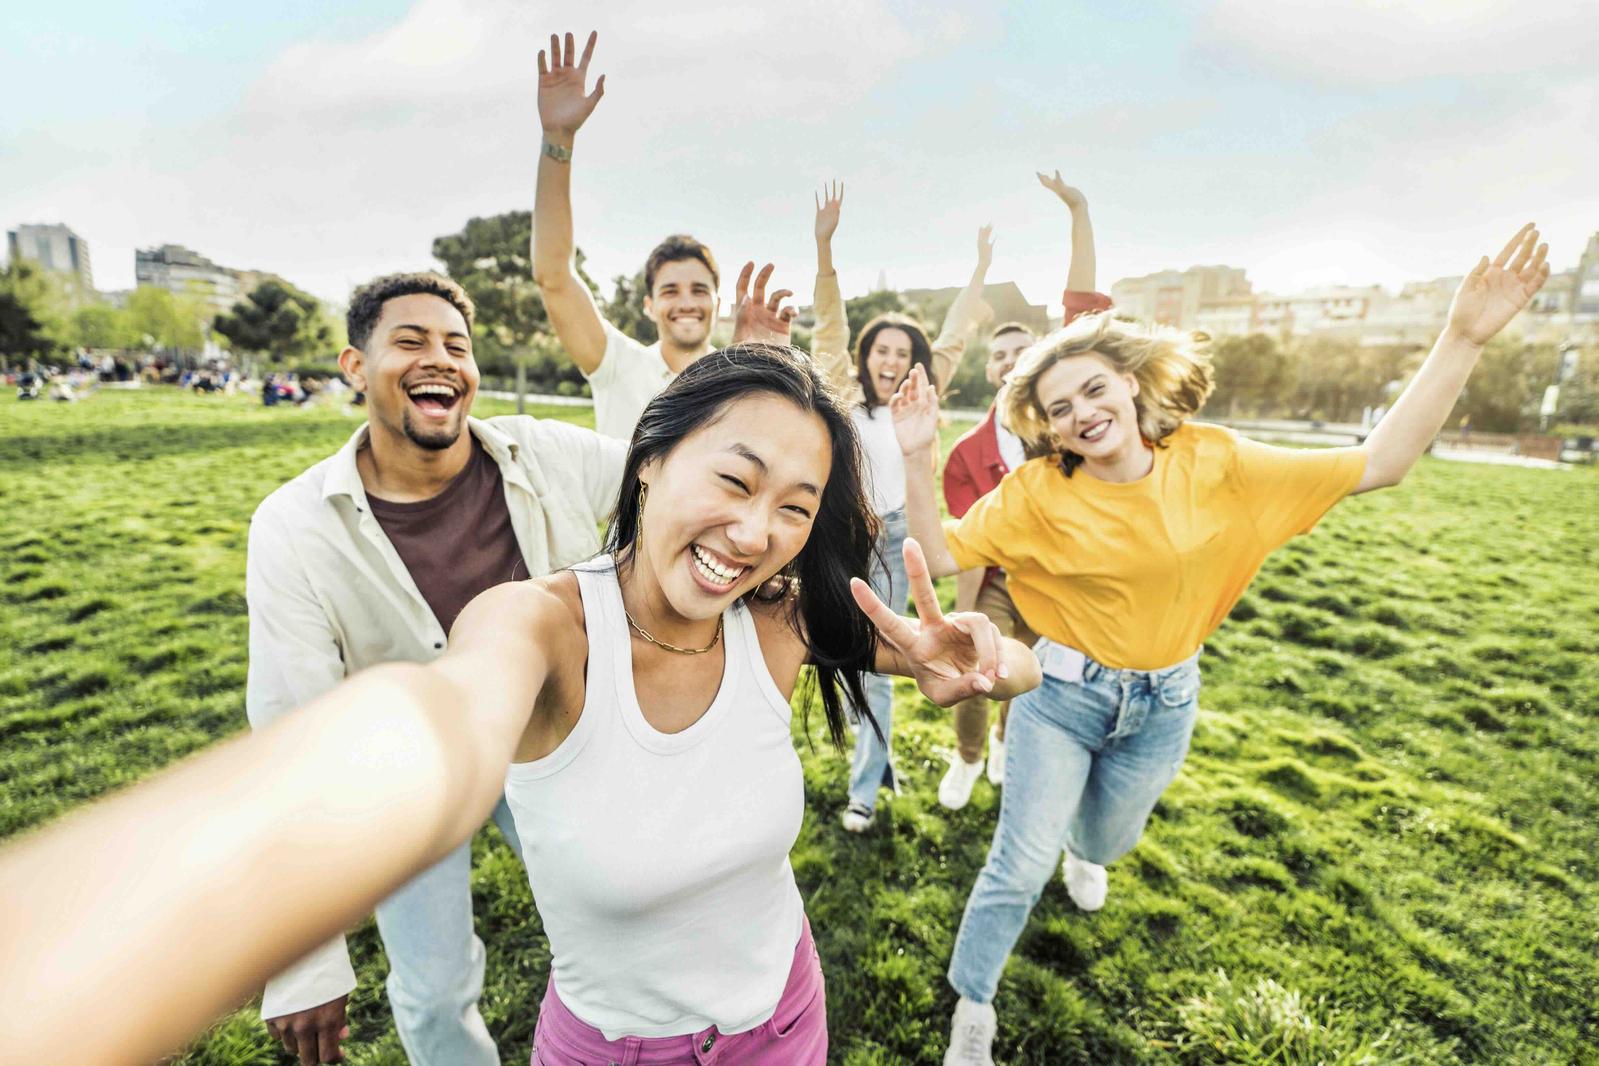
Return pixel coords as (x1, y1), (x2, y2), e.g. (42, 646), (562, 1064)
(2, 387), (1596, 1065)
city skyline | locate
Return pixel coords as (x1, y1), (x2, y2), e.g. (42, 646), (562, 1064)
(4, 1), (1596, 311)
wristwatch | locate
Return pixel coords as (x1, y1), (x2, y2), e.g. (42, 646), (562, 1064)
(541, 138), (573, 163)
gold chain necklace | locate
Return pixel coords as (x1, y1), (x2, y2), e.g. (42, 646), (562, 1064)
(622, 605), (724, 655)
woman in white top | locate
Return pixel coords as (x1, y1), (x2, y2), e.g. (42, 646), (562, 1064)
(0, 341), (1042, 1065)
(809, 181), (997, 830)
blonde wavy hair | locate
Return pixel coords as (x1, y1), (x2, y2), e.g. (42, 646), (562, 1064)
(1002, 311), (1215, 475)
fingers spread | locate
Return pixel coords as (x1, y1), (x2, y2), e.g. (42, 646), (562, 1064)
(734, 261), (754, 305)
(1493, 222), (1534, 268)
(578, 30), (597, 69)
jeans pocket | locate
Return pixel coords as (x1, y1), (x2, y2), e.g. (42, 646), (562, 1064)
(1158, 666), (1201, 708)
(768, 981), (824, 1040)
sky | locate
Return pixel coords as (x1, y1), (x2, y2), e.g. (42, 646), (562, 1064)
(4, 0), (1597, 310)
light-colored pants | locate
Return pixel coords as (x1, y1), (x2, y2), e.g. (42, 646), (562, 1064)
(848, 509), (907, 815)
(951, 572), (1037, 764)
(374, 796), (522, 1065)
(948, 647), (1201, 1004)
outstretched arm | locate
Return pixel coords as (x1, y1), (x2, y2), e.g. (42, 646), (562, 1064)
(808, 181), (861, 401)
(1038, 170), (1096, 291)
(1355, 224), (1549, 493)
(0, 584), (564, 1064)
(853, 538), (1041, 704)
(891, 364), (962, 577)
(928, 225), (996, 391)
(532, 30), (609, 375)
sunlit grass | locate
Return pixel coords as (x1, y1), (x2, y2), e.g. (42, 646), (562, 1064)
(1, 388), (1594, 1064)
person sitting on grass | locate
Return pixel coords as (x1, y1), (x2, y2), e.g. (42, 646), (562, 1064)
(532, 31), (725, 440)
(885, 225), (1551, 1066)
(938, 170), (1112, 812)
(807, 179), (997, 832)
(0, 305), (1042, 1066)
(247, 270), (625, 1066)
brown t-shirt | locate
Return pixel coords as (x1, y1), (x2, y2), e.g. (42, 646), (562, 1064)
(366, 437), (526, 635)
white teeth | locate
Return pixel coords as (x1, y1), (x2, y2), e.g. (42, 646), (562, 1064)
(408, 384), (457, 398)
(691, 545), (745, 587)
(1081, 421), (1109, 441)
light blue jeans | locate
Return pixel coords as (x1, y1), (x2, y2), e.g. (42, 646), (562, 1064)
(372, 796), (522, 1065)
(848, 508), (908, 815)
(948, 646), (1201, 1004)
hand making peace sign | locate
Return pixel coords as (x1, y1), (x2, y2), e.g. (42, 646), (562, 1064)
(850, 538), (1009, 707)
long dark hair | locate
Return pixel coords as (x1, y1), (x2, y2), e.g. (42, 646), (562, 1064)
(604, 343), (882, 748)
(855, 312), (933, 413)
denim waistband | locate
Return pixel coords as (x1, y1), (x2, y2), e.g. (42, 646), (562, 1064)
(1037, 638), (1202, 686)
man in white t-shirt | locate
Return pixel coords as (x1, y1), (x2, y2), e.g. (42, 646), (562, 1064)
(531, 31), (720, 439)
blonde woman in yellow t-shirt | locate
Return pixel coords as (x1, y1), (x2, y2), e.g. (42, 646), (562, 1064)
(890, 224), (1551, 1066)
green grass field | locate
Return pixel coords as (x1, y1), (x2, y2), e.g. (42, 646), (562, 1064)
(2, 388), (1596, 1065)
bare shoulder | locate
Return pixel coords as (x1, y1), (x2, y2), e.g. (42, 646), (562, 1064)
(452, 572), (586, 652)
(747, 586), (811, 689)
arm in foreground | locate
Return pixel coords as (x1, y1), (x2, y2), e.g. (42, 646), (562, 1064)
(854, 537), (1041, 705)
(532, 30), (610, 374)
(0, 583), (562, 1065)
(1355, 223), (1549, 494)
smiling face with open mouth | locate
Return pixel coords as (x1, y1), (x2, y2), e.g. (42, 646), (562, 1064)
(1036, 352), (1144, 469)
(864, 326), (915, 405)
(645, 258), (718, 352)
(351, 293), (479, 452)
(631, 393), (831, 630)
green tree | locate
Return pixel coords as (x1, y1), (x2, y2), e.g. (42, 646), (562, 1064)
(844, 289), (909, 341)
(71, 303), (140, 350)
(0, 261), (70, 361)
(126, 286), (207, 353)
(1449, 338), (1559, 433)
(213, 280), (333, 365)
(1209, 333), (1294, 418)
(605, 266), (655, 346)
(433, 210), (606, 401)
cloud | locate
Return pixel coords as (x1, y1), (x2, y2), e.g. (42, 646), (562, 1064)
(1198, 0), (1599, 86)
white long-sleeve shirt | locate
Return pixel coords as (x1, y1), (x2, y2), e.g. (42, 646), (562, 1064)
(246, 415), (625, 1018)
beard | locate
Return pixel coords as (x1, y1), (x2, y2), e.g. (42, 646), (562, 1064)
(400, 407), (463, 450)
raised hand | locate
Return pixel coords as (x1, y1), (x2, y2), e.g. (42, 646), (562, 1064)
(731, 262), (796, 346)
(976, 223), (996, 270)
(1037, 169), (1087, 211)
(890, 363), (940, 455)
(815, 180), (844, 244)
(1447, 223), (1550, 347)
(537, 31), (605, 136)
(851, 539), (1006, 706)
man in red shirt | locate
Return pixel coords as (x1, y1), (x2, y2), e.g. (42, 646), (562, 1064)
(938, 172), (1111, 812)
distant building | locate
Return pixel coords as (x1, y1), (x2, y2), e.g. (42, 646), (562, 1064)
(7, 223), (93, 290)
(1110, 265), (1250, 330)
(134, 244), (242, 313)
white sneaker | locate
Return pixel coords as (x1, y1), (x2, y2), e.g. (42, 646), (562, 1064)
(938, 755), (985, 810)
(841, 802), (873, 833)
(986, 726), (1005, 786)
(1062, 849), (1108, 911)
(943, 997), (996, 1065)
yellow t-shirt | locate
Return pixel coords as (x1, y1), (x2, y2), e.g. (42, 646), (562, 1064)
(945, 422), (1367, 671)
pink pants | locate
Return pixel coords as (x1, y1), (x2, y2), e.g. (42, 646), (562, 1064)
(530, 918), (827, 1065)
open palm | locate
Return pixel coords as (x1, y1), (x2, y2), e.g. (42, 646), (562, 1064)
(1448, 223), (1550, 346)
(889, 364), (940, 455)
(851, 538), (1002, 706)
(538, 31), (605, 135)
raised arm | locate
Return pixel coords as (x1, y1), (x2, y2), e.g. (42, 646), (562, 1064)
(890, 364), (962, 577)
(1355, 223), (1549, 493)
(852, 538), (1041, 704)
(808, 181), (861, 401)
(928, 225), (996, 391)
(1038, 170), (1096, 291)
(0, 584), (566, 1065)
(532, 30), (609, 374)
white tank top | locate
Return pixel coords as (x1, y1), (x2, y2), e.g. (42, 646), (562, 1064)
(504, 557), (806, 1040)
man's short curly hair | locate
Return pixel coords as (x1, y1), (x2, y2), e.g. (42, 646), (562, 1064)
(346, 273), (475, 351)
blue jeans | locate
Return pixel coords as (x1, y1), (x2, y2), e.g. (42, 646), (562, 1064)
(373, 796), (522, 1065)
(947, 646), (1201, 1004)
(848, 508), (908, 814)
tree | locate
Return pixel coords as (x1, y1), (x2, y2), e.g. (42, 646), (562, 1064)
(126, 286), (208, 354)
(605, 266), (655, 346)
(845, 289), (909, 342)
(213, 280), (334, 365)
(433, 210), (602, 404)
(1448, 338), (1559, 433)
(72, 303), (140, 351)
(1209, 333), (1293, 418)
(0, 261), (68, 362)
